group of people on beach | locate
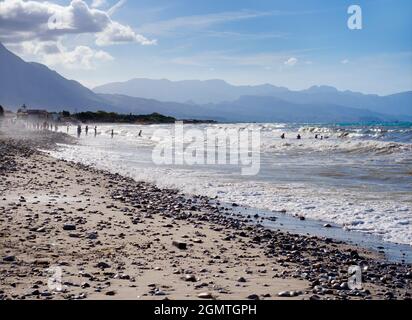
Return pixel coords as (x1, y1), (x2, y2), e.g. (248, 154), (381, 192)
(75, 125), (99, 138)
(281, 133), (301, 140)
(74, 125), (143, 139)
(280, 133), (328, 140)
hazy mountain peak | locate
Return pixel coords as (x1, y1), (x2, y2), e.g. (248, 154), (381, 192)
(94, 78), (289, 104)
(305, 85), (339, 93)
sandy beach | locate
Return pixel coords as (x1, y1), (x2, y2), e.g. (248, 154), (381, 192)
(0, 129), (411, 300)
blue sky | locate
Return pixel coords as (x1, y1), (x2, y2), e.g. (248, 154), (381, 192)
(1, 0), (411, 94)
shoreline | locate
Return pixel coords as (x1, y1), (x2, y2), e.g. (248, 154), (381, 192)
(230, 204), (412, 264)
(53, 121), (412, 247)
(0, 129), (411, 300)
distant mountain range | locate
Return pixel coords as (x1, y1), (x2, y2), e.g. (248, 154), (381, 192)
(95, 78), (412, 117)
(199, 95), (404, 123)
(1, 42), (411, 123)
(94, 78), (290, 105)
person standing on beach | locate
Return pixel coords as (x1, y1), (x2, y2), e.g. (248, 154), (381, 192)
(94, 126), (97, 137)
(67, 125), (70, 133)
(138, 130), (142, 137)
(85, 125), (89, 135)
(111, 129), (114, 138)
(77, 125), (82, 137)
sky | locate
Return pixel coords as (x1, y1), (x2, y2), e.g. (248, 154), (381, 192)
(1, 0), (411, 95)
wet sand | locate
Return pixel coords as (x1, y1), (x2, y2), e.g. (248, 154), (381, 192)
(0, 130), (411, 300)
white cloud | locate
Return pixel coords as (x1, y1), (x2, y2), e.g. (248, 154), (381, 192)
(7, 41), (113, 69)
(284, 57), (298, 66)
(107, 0), (126, 16)
(202, 30), (288, 40)
(0, 0), (155, 70)
(137, 9), (313, 37)
(48, 45), (114, 69)
(91, 0), (107, 9)
(0, 0), (155, 46)
(341, 59), (349, 64)
(137, 10), (275, 36)
(96, 21), (157, 46)
(165, 51), (307, 70)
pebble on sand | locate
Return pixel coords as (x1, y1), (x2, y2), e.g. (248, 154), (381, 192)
(3, 255), (16, 262)
(95, 262), (111, 269)
(278, 290), (300, 297)
(184, 274), (197, 282)
(63, 223), (76, 231)
(198, 292), (214, 299)
(172, 240), (187, 250)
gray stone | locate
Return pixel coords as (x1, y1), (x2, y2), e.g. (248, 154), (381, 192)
(3, 255), (16, 262)
(172, 240), (187, 250)
(198, 292), (213, 299)
(96, 262), (111, 269)
(63, 224), (76, 231)
(278, 290), (299, 297)
(184, 274), (197, 282)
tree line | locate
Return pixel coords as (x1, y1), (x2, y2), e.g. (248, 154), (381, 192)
(63, 111), (176, 124)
